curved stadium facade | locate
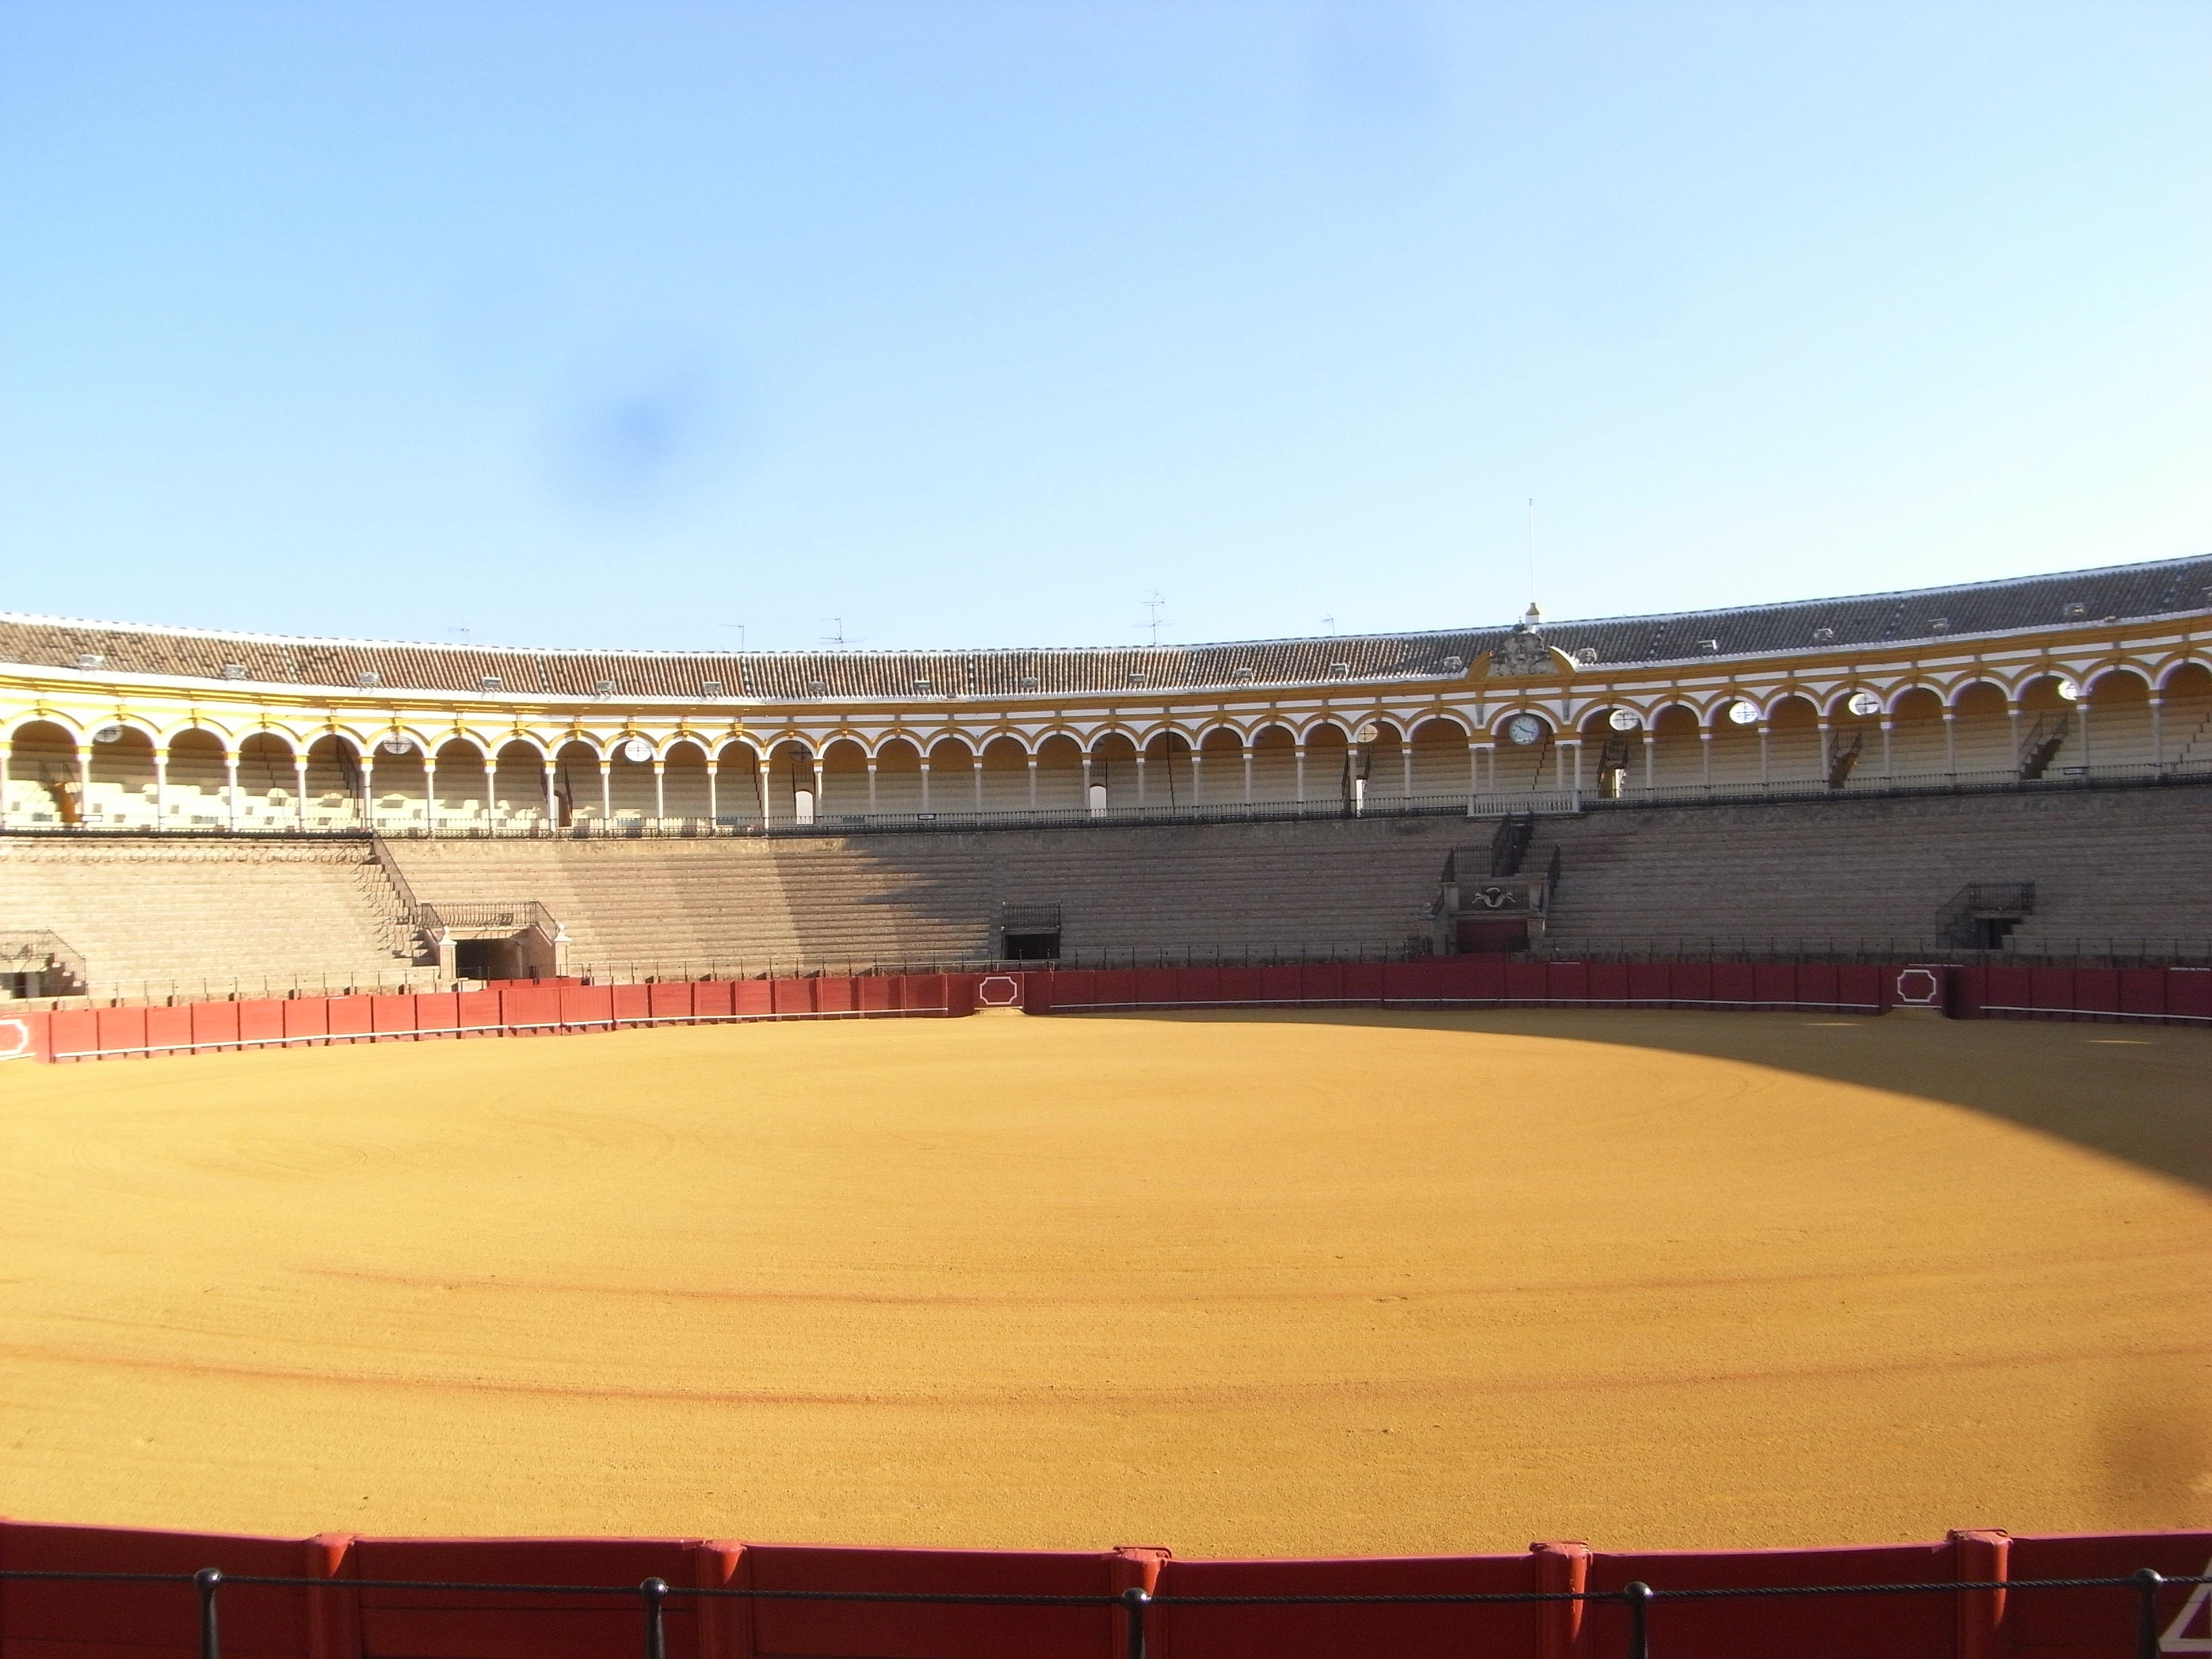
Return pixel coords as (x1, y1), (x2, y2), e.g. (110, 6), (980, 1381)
(2, 554), (2209, 998)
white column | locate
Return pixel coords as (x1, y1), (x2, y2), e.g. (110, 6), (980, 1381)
(1189, 752), (1204, 805)
(1401, 745), (1414, 799)
(758, 760), (774, 823)
(1698, 725), (1713, 787)
(1135, 754), (1148, 805)
(1242, 743), (1254, 804)
(2150, 695), (2165, 769)
(1758, 724), (1771, 785)
(482, 755), (497, 826)
(813, 756), (827, 816)
(1465, 739), (1480, 803)
(1880, 718), (1895, 779)
(971, 758), (983, 810)
(1292, 746), (1306, 802)
(653, 762), (667, 822)
(918, 761), (931, 813)
(543, 761), (558, 825)
(1641, 732), (1656, 792)
(2007, 701), (2022, 765)
(865, 761), (878, 813)
(359, 756), (376, 830)
(1816, 720), (1831, 785)
(1080, 754), (1094, 812)
(424, 751), (438, 832)
(706, 760), (720, 826)
(79, 743), (95, 826)
(223, 748), (241, 830)
(1942, 710), (1957, 774)
(295, 754), (310, 828)
(2079, 701), (2092, 768)
(1025, 756), (1038, 809)
(598, 762), (612, 822)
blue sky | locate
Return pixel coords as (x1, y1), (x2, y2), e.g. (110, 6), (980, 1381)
(3, 2), (2207, 651)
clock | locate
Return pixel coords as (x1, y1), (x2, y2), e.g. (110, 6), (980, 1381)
(1503, 713), (1545, 747)
(620, 738), (654, 763)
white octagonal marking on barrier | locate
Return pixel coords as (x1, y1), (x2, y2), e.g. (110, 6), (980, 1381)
(1894, 968), (1941, 1006)
(0, 1018), (32, 1060)
(977, 975), (1023, 1008)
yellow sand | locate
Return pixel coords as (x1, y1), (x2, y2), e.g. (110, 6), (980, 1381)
(2, 1010), (2207, 1557)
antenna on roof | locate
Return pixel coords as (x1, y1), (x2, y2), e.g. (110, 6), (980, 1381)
(821, 617), (861, 648)
(1141, 592), (1167, 647)
(719, 623), (745, 650)
(447, 626), (470, 644)
(1321, 614), (1336, 635)
(1527, 497), (1537, 611)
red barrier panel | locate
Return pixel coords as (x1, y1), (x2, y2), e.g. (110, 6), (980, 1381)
(771, 977), (813, 1016)
(238, 998), (288, 1048)
(142, 1002), (192, 1054)
(817, 976), (858, 1017)
(733, 979), (774, 1016)
(0, 1519), (322, 1658)
(499, 985), (559, 1033)
(1710, 961), (1757, 1007)
(283, 997), (331, 1044)
(1153, 1552), (1540, 1659)
(560, 985), (615, 1030)
(413, 993), (459, 1039)
(1546, 960), (1589, 1004)
(45, 1007), (98, 1060)
(1340, 960), (1384, 1003)
(1301, 962), (1345, 1004)
(608, 984), (650, 1025)
(1585, 1541), (1959, 1659)
(326, 996), (375, 1043)
(450, 987), (499, 1035)
(2172, 968), (2212, 1022)
(2007, 1528), (2212, 1655)
(0, 1006), (51, 1062)
(190, 1000), (241, 1053)
(95, 1004), (150, 1057)
(352, 1537), (697, 1659)
(1753, 962), (1798, 1007)
(737, 1544), (1130, 1659)
(693, 980), (736, 1018)
(1381, 958), (1443, 1003)
(1501, 959), (1548, 1005)
(855, 975), (897, 1013)
(2072, 968), (2121, 1017)
(1584, 960), (1630, 1006)
(2116, 968), (2167, 1019)
(647, 982), (695, 1022)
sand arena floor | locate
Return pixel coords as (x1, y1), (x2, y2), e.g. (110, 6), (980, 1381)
(2, 1010), (2207, 1557)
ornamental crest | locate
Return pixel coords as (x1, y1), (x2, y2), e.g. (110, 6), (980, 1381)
(1480, 605), (1575, 679)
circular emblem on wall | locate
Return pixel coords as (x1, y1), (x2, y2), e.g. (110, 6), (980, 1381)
(378, 737), (414, 756)
(619, 738), (653, 763)
(977, 974), (1023, 1008)
(1725, 699), (1760, 726)
(1606, 708), (1639, 732)
(1845, 691), (1881, 717)
(1503, 713), (1546, 747)
(1894, 968), (1942, 1006)
(1353, 722), (1380, 743)
(91, 725), (125, 744)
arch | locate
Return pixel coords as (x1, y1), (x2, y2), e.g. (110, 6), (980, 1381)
(2017, 672), (2078, 712)
(550, 739), (601, 825)
(2087, 666), (2150, 706)
(1951, 679), (2008, 716)
(2160, 660), (2212, 699)
(3, 719), (81, 827)
(1891, 686), (1945, 720)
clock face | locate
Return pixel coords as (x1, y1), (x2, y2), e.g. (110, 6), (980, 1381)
(1504, 713), (1545, 747)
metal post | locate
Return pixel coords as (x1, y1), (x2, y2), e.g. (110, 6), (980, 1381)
(194, 1567), (222, 1659)
(1622, 1580), (1652, 1659)
(1120, 1585), (1150, 1659)
(2133, 1568), (2165, 1659)
(640, 1577), (668, 1659)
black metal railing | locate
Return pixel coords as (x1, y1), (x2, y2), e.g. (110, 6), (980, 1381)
(1, 1563), (2203, 1659)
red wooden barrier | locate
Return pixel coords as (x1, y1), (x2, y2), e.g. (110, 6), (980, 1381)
(1151, 1551), (1542, 1659)
(3, 1522), (2205, 1659)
